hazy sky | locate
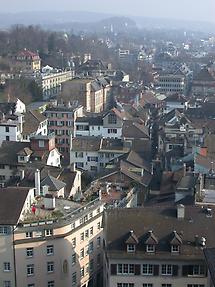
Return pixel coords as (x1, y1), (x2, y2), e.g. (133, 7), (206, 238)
(0, 0), (214, 23)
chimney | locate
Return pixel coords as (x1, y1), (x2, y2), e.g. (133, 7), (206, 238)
(35, 169), (41, 196)
(177, 204), (185, 219)
(44, 194), (55, 210)
(183, 163), (187, 176)
(199, 174), (204, 193)
(20, 169), (25, 180)
(200, 237), (206, 247)
(99, 190), (102, 201)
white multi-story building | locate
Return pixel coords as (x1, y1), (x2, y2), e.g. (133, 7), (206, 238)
(0, 186), (104, 287)
(75, 108), (124, 139)
(70, 137), (129, 173)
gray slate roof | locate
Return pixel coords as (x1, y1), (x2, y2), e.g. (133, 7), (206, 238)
(41, 175), (66, 192)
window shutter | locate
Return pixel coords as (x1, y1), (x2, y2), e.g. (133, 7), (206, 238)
(153, 265), (159, 276)
(188, 265), (193, 275)
(182, 265), (190, 276)
(134, 264), (141, 275)
(172, 265), (178, 276)
(110, 264), (117, 275)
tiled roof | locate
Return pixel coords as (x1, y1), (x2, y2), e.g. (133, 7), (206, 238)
(105, 205), (215, 260)
(0, 187), (30, 225)
(41, 175), (66, 192)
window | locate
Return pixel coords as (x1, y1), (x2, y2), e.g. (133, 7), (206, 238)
(71, 222), (75, 230)
(89, 212), (93, 219)
(90, 227), (93, 236)
(80, 267), (84, 278)
(171, 245), (179, 253)
(38, 140), (44, 148)
(108, 128), (117, 134)
(47, 262), (54, 273)
(97, 222), (101, 230)
(45, 229), (53, 236)
(127, 244), (135, 253)
(97, 237), (101, 247)
(86, 263), (89, 274)
(192, 265), (205, 276)
(26, 232), (33, 238)
(161, 265), (172, 275)
(80, 232), (84, 241)
(5, 126), (9, 132)
(0, 226), (9, 234)
(0, 164), (5, 169)
(47, 245), (54, 256)
(90, 166), (98, 172)
(27, 264), (34, 276)
(85, 229), (89, 238)
(80, 248), (84, 259)
(26, 248), (34, 257)
(3, 262), (11, 272)
(143, 284), (153, 287)
(97, 253), (101, 265)
(142, 264), (153, 275)
(108, 114), (117, 124)
(117, 264), (135, 275)
(146, 244), (155, 253)
(6, 136), (10, 141)
(72, 272), (77, 285)
(4, 282), (11, 287)
(72, 253), (76, 265)
(47, 281), (54, 287)
(89, 242), (94, 254)
(72, 238), (76, 247)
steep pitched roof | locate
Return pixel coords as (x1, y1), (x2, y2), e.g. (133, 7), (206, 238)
(23, 110), (47, 135)
(41, 175), (66, 192)
(125, 230), (139, 244)
(0, 187), (30, 225)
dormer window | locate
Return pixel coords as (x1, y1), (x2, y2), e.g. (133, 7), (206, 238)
(146, 244), (155, 253)
(170, 231), (182, 254)
(125, 230), (138, 253)
(171, 245), (180, 253)
(127, 244), (136, 253)
(145, 230), (158, 253)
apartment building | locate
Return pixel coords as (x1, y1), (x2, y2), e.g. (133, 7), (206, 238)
(0, 133), (61, 186)
(39, 69), (74, 99)
(61, 77), (111, 113)
(22, 110), (48, 141)
(75, 108), (124, 139)
(44, 103), (83, 155)
(0, 102), (47, 145)
(163, 94), (187, 114)
(103, 204), (213, 287)
(0, 103), (24, 145)
(192, 68), (215, 98)
(155, 72), (186, 95)
(15, 49), (41, 72)
(70, 137), (129, 173)
(0, 187), (104, 287)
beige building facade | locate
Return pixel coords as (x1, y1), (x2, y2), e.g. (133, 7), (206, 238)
(0, 189), (104, 287)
